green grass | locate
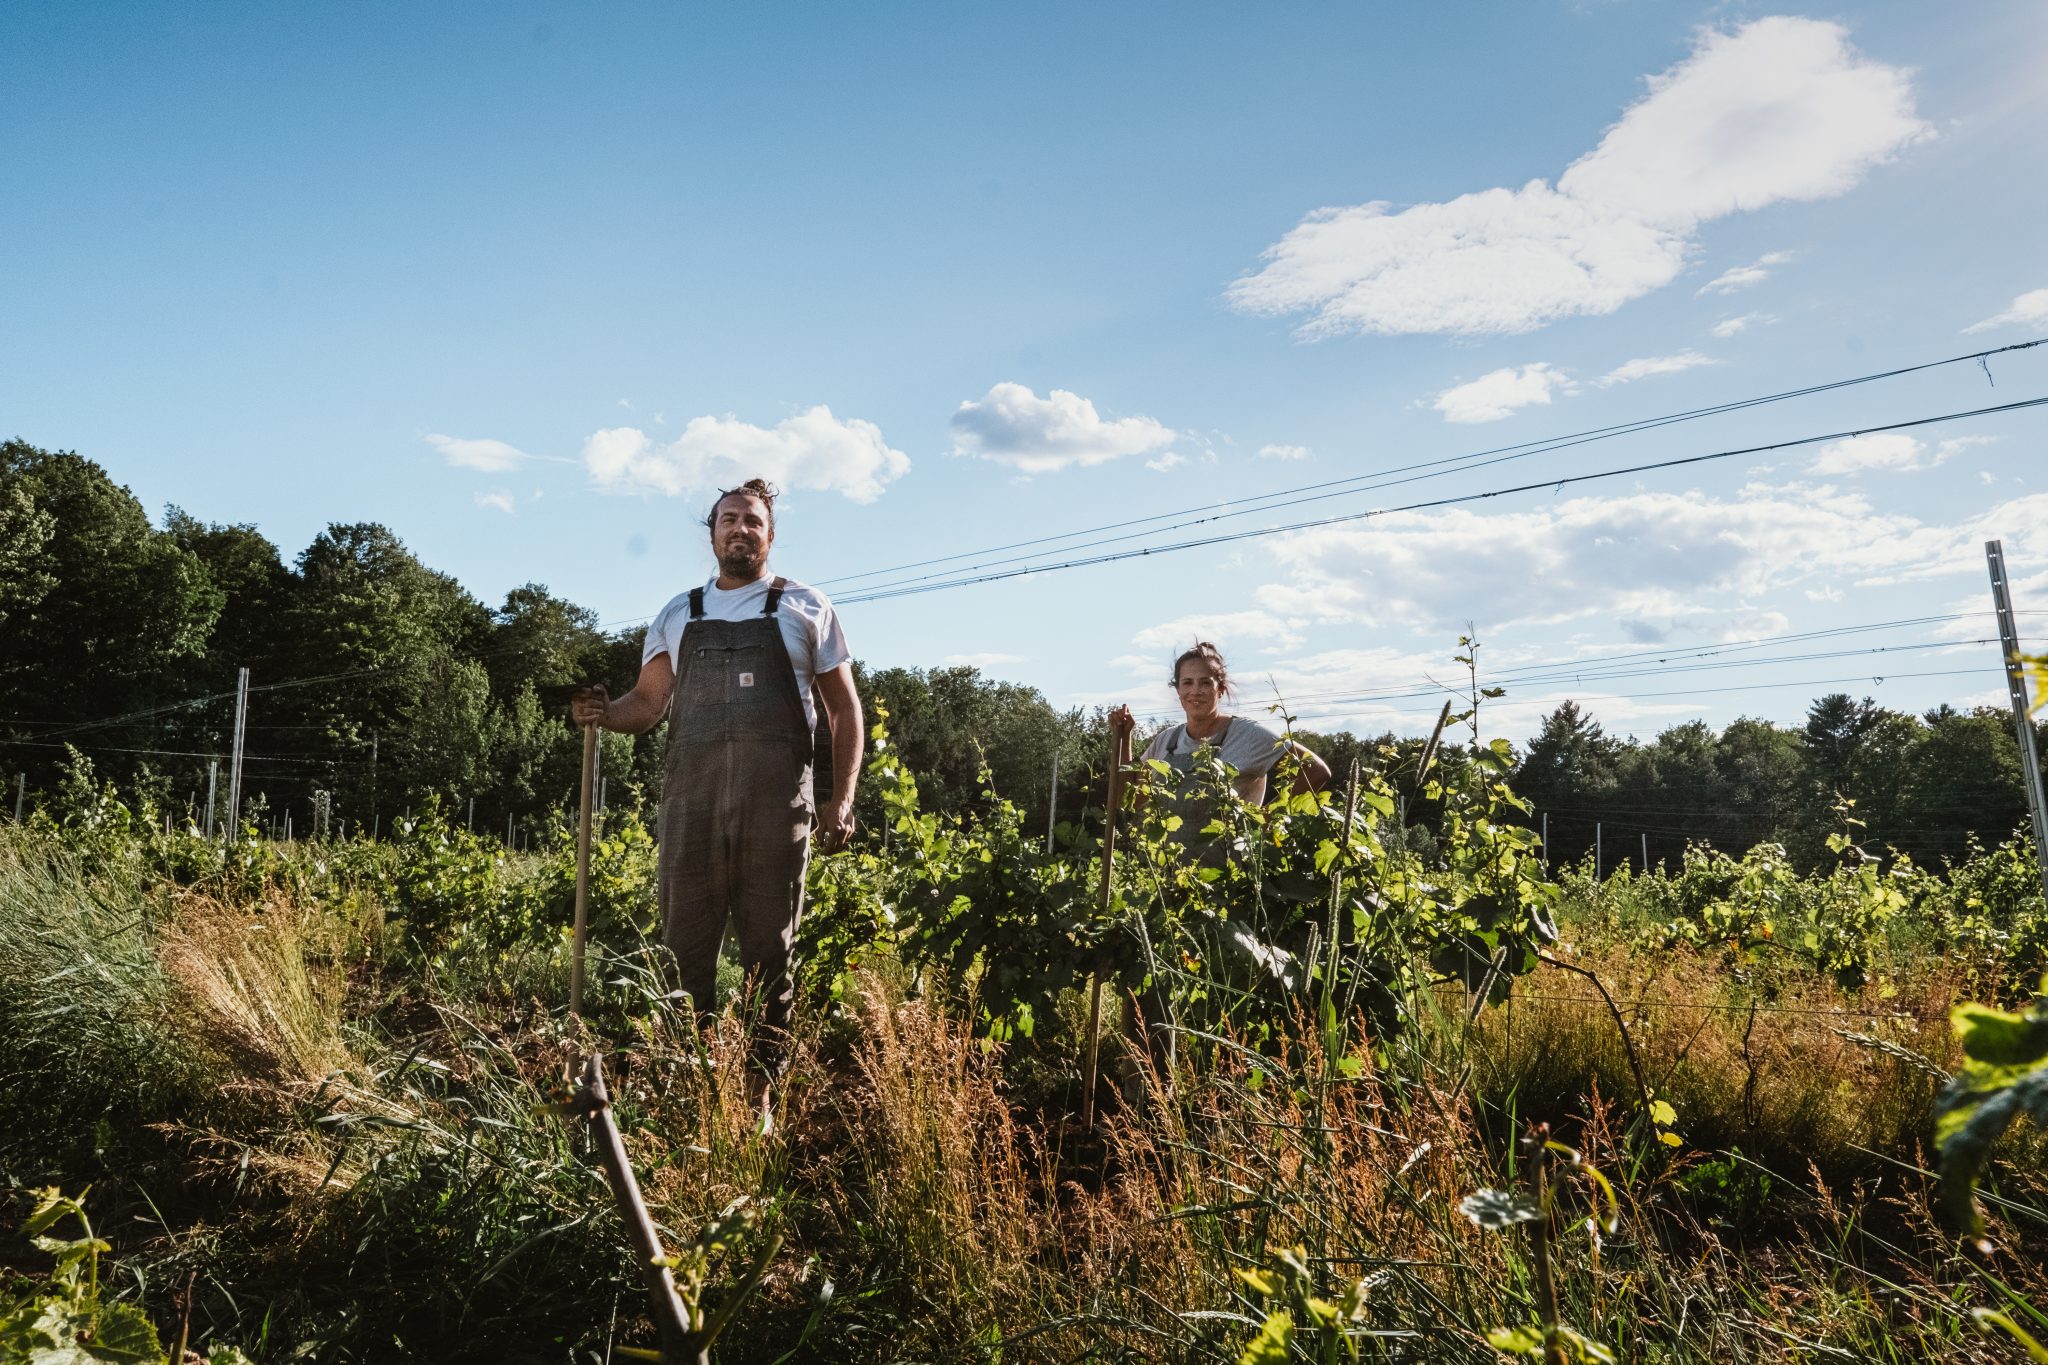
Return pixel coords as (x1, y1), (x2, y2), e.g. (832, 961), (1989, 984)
(6, 822), (2048, 1363)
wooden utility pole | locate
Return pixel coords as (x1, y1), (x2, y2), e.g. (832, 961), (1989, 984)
(1987, 539), (2048, 901)
(13, 773), (23, 823)
(226, 668), (249, 843)
(1641, 831), (1649, 874)
(1079, 724), (1131, 1130)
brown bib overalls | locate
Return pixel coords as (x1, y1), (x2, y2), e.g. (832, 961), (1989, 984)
(659, 577), (814, 1053)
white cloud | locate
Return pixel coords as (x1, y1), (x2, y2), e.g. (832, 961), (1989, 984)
(474, 490), (516, 514)
(1146, 451), (1187, 473)
(581, 407), (909, 504)
(943, 652), (1024, 670)
(1132, 610), (1303, 657)
(1696, 251), (1796, 296)
(1710, 313), (1770, 338)
(1253, 483), (2048, 638)
(1432, 363), (1575, 423)
(1809, 432), (1994, 475)
(428, 434), (530, 473)
(1964, 288), (2048, 334)
(1597, 350), (1715, 385)
(1259, 443), (1313, 461)
(1229, 18), (1926, 336)
(1809, 433), (1923, 474)
(948, 382), (1177, 474)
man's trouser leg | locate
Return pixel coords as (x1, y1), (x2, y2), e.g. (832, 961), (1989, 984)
(659, 742), (812, 1069)
(659, 778), (728, 1029)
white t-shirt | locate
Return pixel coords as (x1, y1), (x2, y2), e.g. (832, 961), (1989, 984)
(643, 575), (851, 730)
(1141, 715), (1287, 782)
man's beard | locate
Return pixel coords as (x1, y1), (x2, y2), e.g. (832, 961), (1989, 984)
(718, 544), (766, 578)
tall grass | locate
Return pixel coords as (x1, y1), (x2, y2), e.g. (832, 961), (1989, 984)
(7, 821), (2048, 1362)
(0, 831), (212, 1157)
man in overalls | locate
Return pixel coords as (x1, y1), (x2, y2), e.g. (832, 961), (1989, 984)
(572, 479), (863, 1092)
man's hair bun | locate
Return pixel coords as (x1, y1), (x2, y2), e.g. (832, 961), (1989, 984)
(704, 479), (780, 534)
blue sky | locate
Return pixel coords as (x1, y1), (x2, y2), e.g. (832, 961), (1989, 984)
(7, 1), (2048, 742)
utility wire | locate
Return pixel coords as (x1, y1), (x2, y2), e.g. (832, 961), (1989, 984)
(821, 335), (2048, 590)
(1259, 666), (2001, 728)
(11, 382), (2046, 752)
(1201, 635), (2012, 720)
(837, 394), (2048, 605)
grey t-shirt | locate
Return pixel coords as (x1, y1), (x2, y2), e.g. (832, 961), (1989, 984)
(1139, 715), (1287, 857)
(642, 575), (850, 731)
(1140, 716), (1287, 785)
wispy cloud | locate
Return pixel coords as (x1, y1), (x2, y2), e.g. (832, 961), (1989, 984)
(1258, 443), (1312, 461)
(1228, 18), (1926, 336)
(1809, 433), (1996, 475)
(1132, 610), (1303, 656)
(1696, 251), (1796, 296)
(1429, 347), (1716, 424)
(1254, 482), (2048, 638)
(949, 382), (1177, 474)
(1710, 312), (1771, 338)
(1597, 350), (1715, 385)
(474, 490), (516, 514)
(1432, 364), (1574, 424)
(428, 434), (533, 473)
(1964, 287), (2048, 334)
(583, 408), (910, 503)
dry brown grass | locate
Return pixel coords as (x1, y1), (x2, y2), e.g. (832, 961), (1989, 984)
(156, 889), (353, 1092)
(1460, 945), (1967, 1182)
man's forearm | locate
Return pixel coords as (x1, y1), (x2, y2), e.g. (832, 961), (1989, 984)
(829, 694), (864, 809)
(603, 691), (668, 735)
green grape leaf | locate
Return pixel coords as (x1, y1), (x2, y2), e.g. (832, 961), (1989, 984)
(84, 1301), (164, 1360)
(1237, 1310), (1294, 1365)
(1954, 1001), (2048, 1069)
(1233, 1266), (1282, 1297)
(1486, 1324), (1545, 1356)
(1558, 1324), (1618, 1363)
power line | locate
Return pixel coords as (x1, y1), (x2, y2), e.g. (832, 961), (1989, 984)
(1116, 615), (2036, 725)
(837, 393), (2048, 605)
(1262, 665), (2002, 729)
(1212, 635), (2012, 720)
(11, 387), (2047, 759)
(820, 335), (2048, 592)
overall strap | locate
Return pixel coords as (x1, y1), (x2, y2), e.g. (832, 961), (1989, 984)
(688, 587), (706, 619)
(761, 576), (787, 615)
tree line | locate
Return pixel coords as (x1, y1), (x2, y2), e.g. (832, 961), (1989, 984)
(2, 438), (2035, 870)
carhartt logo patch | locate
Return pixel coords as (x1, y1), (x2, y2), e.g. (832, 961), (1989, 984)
(739, 672), (755, 688)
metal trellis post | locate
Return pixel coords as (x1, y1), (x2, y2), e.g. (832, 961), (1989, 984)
(1986, 539), (2048, 902)
(1046, 756), (1059, 853)
(226, 668), (249, 844)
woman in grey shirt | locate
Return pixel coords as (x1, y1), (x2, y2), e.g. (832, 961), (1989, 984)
(1113, 641), (1331, 807)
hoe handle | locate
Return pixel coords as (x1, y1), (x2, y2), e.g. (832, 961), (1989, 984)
(571, 721), (598, 1021)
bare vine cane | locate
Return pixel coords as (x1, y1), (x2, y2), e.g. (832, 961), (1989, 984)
(570, 720), (598, 1023)
(1079, 711), (1133, 1130)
